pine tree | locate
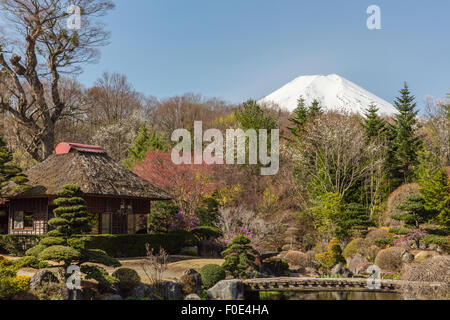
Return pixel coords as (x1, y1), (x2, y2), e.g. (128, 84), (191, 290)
(362, 104), (386, 142)
(392, 194), (437, 229)
(123, 126), (165, 169)
(221, 235), (259, 278)
(287, 96), (308, 138)
(26, 185), (121, 294)
(0, 135), (30, 197)
(391, 82), (423, 184)
(308, 99), (322, 118)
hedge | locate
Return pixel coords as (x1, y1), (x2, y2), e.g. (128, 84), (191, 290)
(0, 235), (43, 257)
(76, 232), (199, 258)
(1, 232), (199, 258)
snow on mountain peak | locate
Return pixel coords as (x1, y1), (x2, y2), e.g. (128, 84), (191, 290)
(259, 74), (397, 115)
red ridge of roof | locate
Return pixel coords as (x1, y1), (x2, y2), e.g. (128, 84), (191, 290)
(55, 142), (106, 155)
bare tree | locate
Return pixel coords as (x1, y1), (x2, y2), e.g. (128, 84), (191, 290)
(84, 72), (144, 125)
(0, 0), (114, 161)
(294, 111), (374, 198)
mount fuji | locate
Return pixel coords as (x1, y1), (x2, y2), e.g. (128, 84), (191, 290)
(259, 74), (397, 115)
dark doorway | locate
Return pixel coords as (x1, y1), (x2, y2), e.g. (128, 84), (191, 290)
(0, 205), (8, 234)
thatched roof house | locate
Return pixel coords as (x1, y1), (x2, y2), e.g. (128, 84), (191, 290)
(5, 143), (170, 235)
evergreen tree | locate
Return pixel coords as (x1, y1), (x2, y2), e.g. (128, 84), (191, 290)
(287, 96), (308, 138)
(221, 235), (259, 278)
(416, 150), (450, 230)
(123, 126), (166, 169)
(235, 99), (277, 131)
(26, 185), (121, 295)
(0, 136), (30, 197)
(391, 82), (423, 183)
(362, 104), (386, 142)
(392, 194), (437, 229)
(335, 203), (373, 239)
(308, 99), (322, 118)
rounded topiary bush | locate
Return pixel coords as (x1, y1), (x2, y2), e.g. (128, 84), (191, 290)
(343, 238), (363, 260)
(199, 264), (226, 289)
(365, 229), (390, 246)
(285, 251), (309, 268)
(111, 268), (141, 293)
(374, 247), (404, 271)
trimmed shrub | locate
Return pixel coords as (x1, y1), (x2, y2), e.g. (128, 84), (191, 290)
(365, 229), (389, 245)
(191, 226), (222, 241)
(77, 232), (199, 258)
(112, 268), (141, 294)
(180, 249), (197, 256)
(0, 235), (43, 256)
(222, 235), (259, 278)
(423, 235), (449, 246)
(374, 247), (404, 271)
(374, 237), (394, 248)
(38, 245), (81, 264)
(199, 264), (226, 289)
(401, 256), (450, 299)
(343, 238), (363, 260)
(285, 251), (309, 268)
(13, 256), (50, 269)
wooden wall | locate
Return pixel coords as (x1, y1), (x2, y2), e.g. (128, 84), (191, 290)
(8, 196), (152, 235)
(8, 198), (49, 235)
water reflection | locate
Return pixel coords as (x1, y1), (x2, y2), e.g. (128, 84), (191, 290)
(260, 291), (403, 300)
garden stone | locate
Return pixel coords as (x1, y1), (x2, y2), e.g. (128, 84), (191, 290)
(180, 269), (202, 294)
(160, 280), (183, 300)
(331, 264), (353, 278)
(185, 294), (201, 300)
(207, 280), (244, 300)
(101, 294), (123, 300)
(402, 251), (414, 262)
(414, 251), (439, 262)
(129, 284), (157, 300)
(348, 254), (365, 273)
(30, 270), (59, 290)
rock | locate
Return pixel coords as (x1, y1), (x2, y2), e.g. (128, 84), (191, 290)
(30, 270), (59, 290)
(207, 280), (244, 300)
(402, 251), (414, 262)
(331, 264), (353, 278)
(260, 251), (279, 260)
(160, 280), (183, 300)
(60, 287), (83, 301)
(355, 263), (373, 275)
(348, 254), (365, 273)
(414, 251), (440, 262)
(179, 269), (202, 294)
(101, 294), (123, 300)
(305, 267), (320, 278)
(261, 257), (288, 277)
(185, 294), (201, 300)
(129, 284), (157, 300)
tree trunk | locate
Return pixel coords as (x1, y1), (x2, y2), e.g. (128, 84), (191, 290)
(40, 126), (55, 161)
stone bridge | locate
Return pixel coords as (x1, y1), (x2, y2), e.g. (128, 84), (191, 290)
(243, 277), (430, 294)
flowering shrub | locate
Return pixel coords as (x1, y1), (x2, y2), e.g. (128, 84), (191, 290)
(393, 230), (428, 248)
(171, 210), (200, 231)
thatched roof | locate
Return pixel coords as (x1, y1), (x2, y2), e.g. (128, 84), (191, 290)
(9, 144), (171, 200)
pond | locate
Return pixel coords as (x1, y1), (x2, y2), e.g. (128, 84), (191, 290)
(259, 291), (403, 300)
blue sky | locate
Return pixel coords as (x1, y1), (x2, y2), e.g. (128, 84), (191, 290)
(78, 0), (450, 109)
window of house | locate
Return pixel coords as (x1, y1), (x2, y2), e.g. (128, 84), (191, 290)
(23, 211), (34, 229)
(13, 211), (23, 229)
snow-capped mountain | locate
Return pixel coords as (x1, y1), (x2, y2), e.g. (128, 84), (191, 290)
(259, 74), (397, 115)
